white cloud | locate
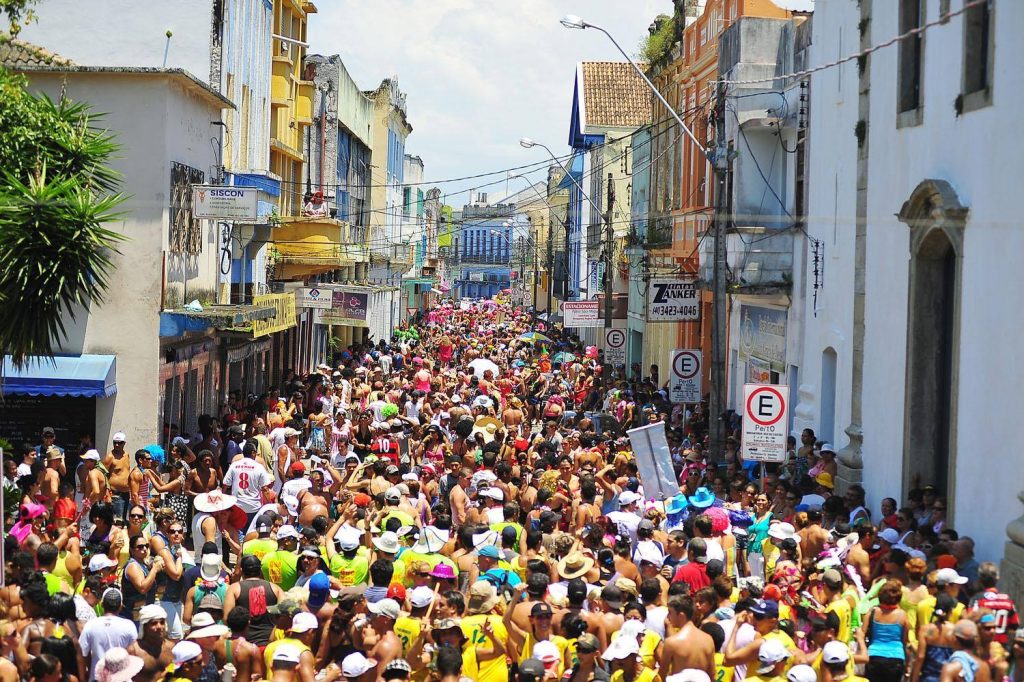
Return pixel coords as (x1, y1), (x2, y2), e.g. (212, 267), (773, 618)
(308, 0), (670, 205)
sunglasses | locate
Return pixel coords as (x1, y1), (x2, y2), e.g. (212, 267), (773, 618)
(133, 544), (149, 551)
(169, 528), (184, 534)
(129, 513), (146, 519)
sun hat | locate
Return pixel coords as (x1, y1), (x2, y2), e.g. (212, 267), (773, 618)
(467, 580), (500, 614)
(757, 638), (792, 673)
(200, 554), (222, 581)
(665, 494), (689, 515)
(171, 640), (203, 666)
(424, 563), (454, 581)
(557, 552), (595, 580)
(768, 522), (797, 542)
(89, 553), (118, 573)
(290, 612), (319, 633)
(93, 646), (145, 682)
(815, 472), (834, 489)
(373, 531), (401, 554)
(188, 611), (229, 639)
(194, 491), (236, 513)
(411, 526), (449, 554)
(272, 643), (303, 665)
(687, 487), (716, 509)
(368, 598), (401, 620)
(341, 652), (377, 677)
(410, 585), (435, 609)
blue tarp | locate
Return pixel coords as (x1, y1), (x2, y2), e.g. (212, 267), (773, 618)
(159, 312), (212, 338)
(1, 354), (116, 397)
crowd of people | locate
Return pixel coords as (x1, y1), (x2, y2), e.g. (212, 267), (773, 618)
(1, 298), (1016, 682)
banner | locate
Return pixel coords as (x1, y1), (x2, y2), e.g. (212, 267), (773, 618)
(626, 422), (679, 501)
(319, 290), (369, 325)
(296, 287), (333, 310)
(739, 305), (787, 372)
(647, 278), (699, 322)
(562, 300), (600, 328)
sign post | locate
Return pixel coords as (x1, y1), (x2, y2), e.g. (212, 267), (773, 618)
(604, 328), (626, 365)
(669, 349), (702, 403)
(741, 383), (789, 463)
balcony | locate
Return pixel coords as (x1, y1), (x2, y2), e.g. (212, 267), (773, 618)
(296, 80), (314, 124)
(698, 225), (793, 294)
(271, 215), (368, 281)
(272, 56), (293, 106)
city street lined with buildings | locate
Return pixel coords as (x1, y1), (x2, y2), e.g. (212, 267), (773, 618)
(0, 1), (1021, 681)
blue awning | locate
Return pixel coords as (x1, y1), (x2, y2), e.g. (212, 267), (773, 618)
(2, 354), (117, 397)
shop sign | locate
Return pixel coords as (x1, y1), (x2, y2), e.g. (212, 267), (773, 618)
(562, 300), (600, 328)
(319, 290), (369, 325)
(192, 185), (258, 221)
(738, 305), (787, 372)
(296, 287), (333, 309)
(252, 293), (296, 338)
(647, 278), (699, 322)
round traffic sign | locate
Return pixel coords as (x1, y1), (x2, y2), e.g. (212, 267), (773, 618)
(745, 385), (786, 427)
(606, 329), (625, 348)
(672, 350), (700, 380)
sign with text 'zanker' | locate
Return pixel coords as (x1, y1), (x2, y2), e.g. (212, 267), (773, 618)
(192, 185), (258, 221)
(741, 383), (789, 463)
(562, 300), (600, 327)
(669, 349), (702, 403)
(604, 328), (626, 364)
(648, 278), (699, 322)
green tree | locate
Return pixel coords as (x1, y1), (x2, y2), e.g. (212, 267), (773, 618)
(0, 67), (127, 368)
(0, 0), (39, 35)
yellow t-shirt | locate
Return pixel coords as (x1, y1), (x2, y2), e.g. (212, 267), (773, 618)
(394, 616), (421, 654)
(519, 632), (570, 677)
(263, 637), (310, 671)
(762, 630), (797, 673)
(610, 630), (661, 669)
(714, 651), (735, 682)
(610, 668), (660, 682)
(460, 614), (509, 682)
(826, 597), (853, 643)
(331, 554), (369, 586)
(916, 594), (964, 630)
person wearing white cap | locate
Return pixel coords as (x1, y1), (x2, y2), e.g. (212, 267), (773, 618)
(128, 604), (174, 681)
(394, 586), (434, 656)
(262, 611), (319, 678)
(366, 598), (404, 670)
(479, 485), (505, 524)
(262, 524), (301, 590)
(341, 651), (378, 681)
(104, 431), (132, 518)
(751, 638), (792, 679)
(786, 663), (820, 682)
(167, 640), (204, 681)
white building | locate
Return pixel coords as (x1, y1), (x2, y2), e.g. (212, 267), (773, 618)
(794, 0), (1021, 577)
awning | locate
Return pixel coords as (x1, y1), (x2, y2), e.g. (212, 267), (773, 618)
(2, 354), (117, 397)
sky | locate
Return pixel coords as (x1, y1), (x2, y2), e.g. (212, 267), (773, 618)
(307, 0), (670, 208)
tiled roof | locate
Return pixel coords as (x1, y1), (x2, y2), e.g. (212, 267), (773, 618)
(0, 33), (75, 67)
(581, 61), (650, 129)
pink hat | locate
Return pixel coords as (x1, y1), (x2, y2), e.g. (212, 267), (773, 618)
(430, 563), (457, 580)
(95, 648), (145, 682)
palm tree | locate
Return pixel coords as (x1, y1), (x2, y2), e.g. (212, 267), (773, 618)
(0, 67), (127, 368)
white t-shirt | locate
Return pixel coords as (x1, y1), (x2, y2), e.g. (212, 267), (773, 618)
(281, 478), (312, 500)
(268, 427), (288, 452)
(646, 605), (669, 639)
(717, 619), (756, 680)
(79, 614), (138, 678)
(16, 462), (32, 478)
(704, 537), (726, 564)
(223, 458), (273, 513)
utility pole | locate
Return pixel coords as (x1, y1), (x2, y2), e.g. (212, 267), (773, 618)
(604, 171), (615, 385)
(709, 84), (731, 462)
(546, 213), (555, 314)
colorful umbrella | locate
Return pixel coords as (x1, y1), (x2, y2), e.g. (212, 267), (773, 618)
(519, 331), (552, 344)
(552, 351), (577, 363)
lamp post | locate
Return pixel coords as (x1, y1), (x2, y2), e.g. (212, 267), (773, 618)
(561, 13), (731, 461)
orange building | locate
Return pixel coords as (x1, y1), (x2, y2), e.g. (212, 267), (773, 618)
(643, 0), (794, 391)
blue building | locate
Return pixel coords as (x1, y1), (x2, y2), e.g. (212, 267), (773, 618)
(454, 202), (514, 299)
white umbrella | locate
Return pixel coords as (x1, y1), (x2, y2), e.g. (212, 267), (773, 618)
(468, 358), (500, 379)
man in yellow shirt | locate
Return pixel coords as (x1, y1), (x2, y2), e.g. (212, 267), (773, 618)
(821, 569), (854, 643)
(263, 611), (317, 678)
(460, 581), (510, 682)
(744, 639), (791, 682)
(819, 640), (869, 681)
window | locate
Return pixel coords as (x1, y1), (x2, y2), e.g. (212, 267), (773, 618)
(961, 0), (993, 111)
(403, 187), (412, 217)
(897, 0), (924, 122)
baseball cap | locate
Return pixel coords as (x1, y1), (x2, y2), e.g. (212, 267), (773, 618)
(307, 572), (331, 609)
(935, 567), (969, 585)
(954, 619), (979, 640)
(277, 525), (300, 541)
(384, 487), (402, 503)
(518, 659), (546, 682)
(787, 664), (818, 682)
(878, 528), (900, 545)
(290, 612), (319, 633)
(477, 544), (500, 559)
(601, 634), (640, 661)
(89, 553), (118, 573)
(368, 598), (401, 620)
(289, 461), (306, 474)
(387, 583), (407, 601)
(337, 526), (362, 551)
(822, 568), (844, 588)
(750, 599), (780, 619)
(272, 644), (302, 664)
(341, 652), (377, 677)
(530, 602), (554, 618)
(81, 448), (101, 461)
(410, 586), (435, 609)
(619, 491), (642, 506)
(821, 640), (850, 664)
(635, 542), (665, 567)
(172, 640), (202, 666)
(576, 633), (600, 653)
(757, 638), (792, 672)
(112, 431), (126, 442)
(267, 600), (302, 617)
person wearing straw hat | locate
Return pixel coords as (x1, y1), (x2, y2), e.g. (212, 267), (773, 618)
(458, 583), (509, 682)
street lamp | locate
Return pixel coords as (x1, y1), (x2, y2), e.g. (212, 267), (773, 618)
(562, 12), (730, 462)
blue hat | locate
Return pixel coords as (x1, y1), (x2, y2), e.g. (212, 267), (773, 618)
(478, 545), (500, 559)
(687, 487), (716, 509)
(307, 571), (331, 608)
(750, 598), (780, 619)
(143, 444), (165, 465)
(665, 494), (689, 515)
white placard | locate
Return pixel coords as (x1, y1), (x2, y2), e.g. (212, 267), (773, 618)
(192, 185), (258, 221)
(669, 349), (702, 403)
(296, 287), (333, 309)
(605, 328), (626, 364)
(626, 422), (679, 501)
(562, 300), (600, 328)
(741, 383), (789, 463)
(648, 278), (700, 322)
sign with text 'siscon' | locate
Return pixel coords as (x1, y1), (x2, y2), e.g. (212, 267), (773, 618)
(741, 383), (789, 463)
(647, 278), (699, 322)
(192, 185), (258, 221)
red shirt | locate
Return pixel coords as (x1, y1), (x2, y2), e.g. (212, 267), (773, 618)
(672, 561), (710, 592)
(971, 590), (1019, 644)
(54, 498), (77, 522)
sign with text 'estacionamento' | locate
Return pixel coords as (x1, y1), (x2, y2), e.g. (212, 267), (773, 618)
(192, 185), (258, 221)
(741, 383), (789, 463)
(562, 300), (600, 327)
(647, 278), (700, 322)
